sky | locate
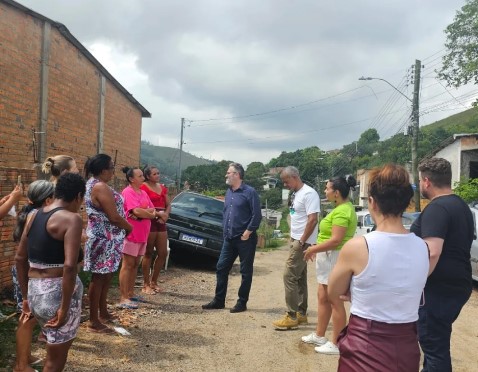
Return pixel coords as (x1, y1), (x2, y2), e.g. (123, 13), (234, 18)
(17, 0), (477, 167)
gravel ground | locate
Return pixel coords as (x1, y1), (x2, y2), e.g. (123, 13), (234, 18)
(27, 246), (478, 372)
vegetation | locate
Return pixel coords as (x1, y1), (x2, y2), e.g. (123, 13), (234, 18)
(140, 141), (213, 184)
(0, 303), (18, 368)
(142, 106), (478, 203)
(454, 178), (478, 203)
(439, 0), (478, 99)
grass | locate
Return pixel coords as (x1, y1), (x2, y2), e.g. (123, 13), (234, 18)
(0, 303), (19, 368)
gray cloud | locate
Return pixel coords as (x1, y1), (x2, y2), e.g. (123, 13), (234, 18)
(18, 0), (473, 166)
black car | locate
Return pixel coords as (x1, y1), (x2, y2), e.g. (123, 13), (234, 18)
(166, 191), (224, 258)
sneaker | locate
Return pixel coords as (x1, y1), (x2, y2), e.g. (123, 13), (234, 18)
(301, 332), (328, 346)
(296, 312), (308, 325)
(315, 341), (340, 355)
(272, 313), (299, 330)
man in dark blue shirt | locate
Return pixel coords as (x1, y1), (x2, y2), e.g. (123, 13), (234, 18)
(202, 162), (262, 313)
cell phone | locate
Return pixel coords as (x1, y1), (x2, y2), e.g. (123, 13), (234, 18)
(17, 175), (22, 185)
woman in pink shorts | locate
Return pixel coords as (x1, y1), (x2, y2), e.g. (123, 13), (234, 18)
(118, 167), (162, 309)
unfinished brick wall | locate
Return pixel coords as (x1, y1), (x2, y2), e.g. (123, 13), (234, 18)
(0, 4), (42, 168)
(0, 1), (148, 291)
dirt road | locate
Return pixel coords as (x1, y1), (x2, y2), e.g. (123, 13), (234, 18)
(30, 246), (478, 371)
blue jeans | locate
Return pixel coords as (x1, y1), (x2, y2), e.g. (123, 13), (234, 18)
(418, 289), (471, 372)
(214, 235), (257, 306)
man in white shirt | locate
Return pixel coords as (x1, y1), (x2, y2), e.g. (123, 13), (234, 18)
(273, 166), (320, 330)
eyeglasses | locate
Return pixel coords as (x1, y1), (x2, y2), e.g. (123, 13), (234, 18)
(226, 171), (237, 175)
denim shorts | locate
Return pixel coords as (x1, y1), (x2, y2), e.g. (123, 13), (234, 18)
(28, 276), (83, 344)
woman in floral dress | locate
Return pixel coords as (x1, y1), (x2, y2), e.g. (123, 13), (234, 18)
(84, 154), (132, 333)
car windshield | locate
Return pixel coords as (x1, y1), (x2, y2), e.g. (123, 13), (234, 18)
(363, 214), (374, 226)
(173, 193), (223, 219)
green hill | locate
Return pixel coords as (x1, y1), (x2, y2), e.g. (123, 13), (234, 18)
(140, 141), (214, 182)
(422, 107), (478, 134)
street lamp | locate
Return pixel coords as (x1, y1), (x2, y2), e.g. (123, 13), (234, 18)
(358, 66), (422, 212)
(358, 76), (412, 103)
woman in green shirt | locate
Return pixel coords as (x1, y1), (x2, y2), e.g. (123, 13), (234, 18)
(302, 175), (357, 355)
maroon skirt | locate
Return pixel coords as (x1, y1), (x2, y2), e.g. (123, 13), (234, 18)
(337, 314), (420, 372)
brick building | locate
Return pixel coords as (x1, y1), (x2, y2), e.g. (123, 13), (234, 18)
(0, 0), (151, 291)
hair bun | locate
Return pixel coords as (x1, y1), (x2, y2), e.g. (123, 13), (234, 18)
(121, 166), (130, 174)
(345, 174), (357, 189)
(41, 158), (53, 174)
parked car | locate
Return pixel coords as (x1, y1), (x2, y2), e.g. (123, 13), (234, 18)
(355, 210), (374, 236)
(355, 210), (421, 236)
(469, 203), (478, 282)
(166, 192), (224, 258)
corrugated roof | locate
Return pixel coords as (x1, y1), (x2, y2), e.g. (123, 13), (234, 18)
(2, 0), (152, 118)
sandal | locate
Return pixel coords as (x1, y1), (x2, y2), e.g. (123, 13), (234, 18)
(116, 301), (138, 310)
(87, 323), (116, 334)
(99, 313), (119, 324)
(129, 296), (148, 303)
(29, 356), (43, 366)
(150, 284), (162, 293)
(141, 287), (156, 295)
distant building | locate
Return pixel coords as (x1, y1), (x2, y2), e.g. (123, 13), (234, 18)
(356, 133), (478, 210)
(423, 133), (478, 186)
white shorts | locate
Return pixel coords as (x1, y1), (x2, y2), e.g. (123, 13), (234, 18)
(315, 250), (340, 285)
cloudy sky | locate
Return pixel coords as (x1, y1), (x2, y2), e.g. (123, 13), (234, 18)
(18, 0), (477, 166)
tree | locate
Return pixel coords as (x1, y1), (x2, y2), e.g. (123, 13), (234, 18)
(245, 162), (266, 190)
(439, 0), (478, 96)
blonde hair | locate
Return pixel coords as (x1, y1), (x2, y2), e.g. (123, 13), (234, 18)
(42, 155), (75, 181)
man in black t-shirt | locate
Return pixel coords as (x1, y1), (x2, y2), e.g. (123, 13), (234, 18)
(410, 157), (474, 372)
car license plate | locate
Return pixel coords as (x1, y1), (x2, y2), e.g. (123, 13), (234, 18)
(180, 233), (204, 245)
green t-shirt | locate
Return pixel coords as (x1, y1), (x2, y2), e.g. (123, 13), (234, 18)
(317, 201), (357, 250)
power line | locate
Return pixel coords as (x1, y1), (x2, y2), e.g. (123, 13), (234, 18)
(187, 87), (365, 123)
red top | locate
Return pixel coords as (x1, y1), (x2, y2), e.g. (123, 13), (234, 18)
(140, 183), (168, 209)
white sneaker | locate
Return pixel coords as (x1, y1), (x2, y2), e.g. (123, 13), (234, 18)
(301, 333), (328, 346)
(315, 341), (340, 355)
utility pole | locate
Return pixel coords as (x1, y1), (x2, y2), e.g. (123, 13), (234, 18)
(411, 60), (421, 212)
(359, 62), (422, 211)
(177, 117), (185, 190)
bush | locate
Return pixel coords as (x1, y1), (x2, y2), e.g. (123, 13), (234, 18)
(454, 178), (478, 203)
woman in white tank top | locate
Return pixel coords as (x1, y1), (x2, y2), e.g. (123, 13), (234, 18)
(328, 164), (429, 372)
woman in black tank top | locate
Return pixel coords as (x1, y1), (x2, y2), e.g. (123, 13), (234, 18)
(15, 173), (86, 372)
